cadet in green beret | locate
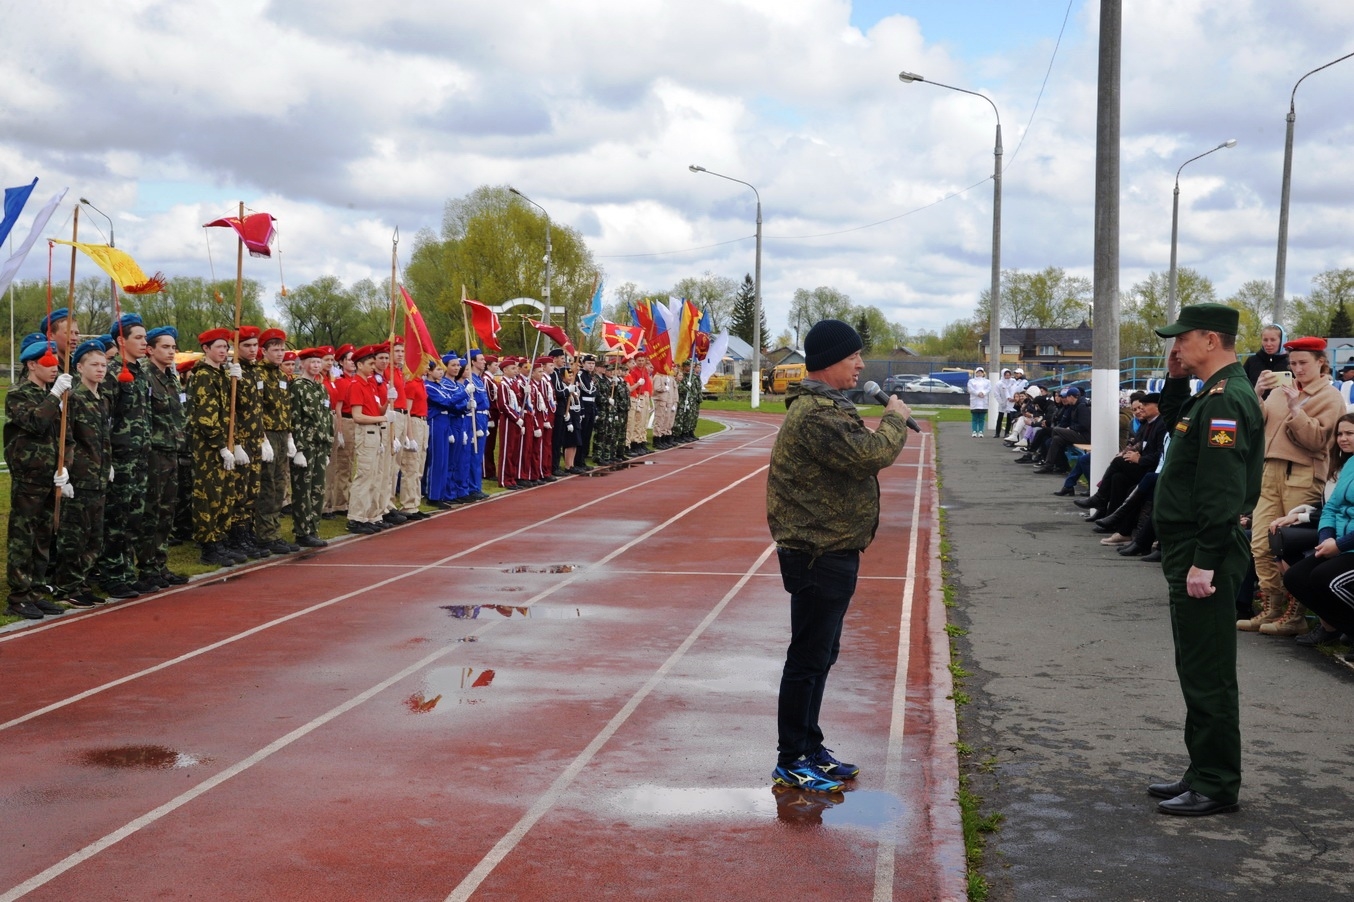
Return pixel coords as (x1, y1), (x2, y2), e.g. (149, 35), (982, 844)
(1147, 303), (1263, 817)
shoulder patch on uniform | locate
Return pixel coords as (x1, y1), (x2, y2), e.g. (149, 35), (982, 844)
(1208, 379), (1227, 395)
(1208, 418), (1237, 447)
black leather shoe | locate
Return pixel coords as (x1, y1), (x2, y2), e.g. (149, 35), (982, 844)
(297, 534), (329, 548)
(1141, 549), (1162, 562)
(1147, 778), (1190, 800)
(1052, 487), (1076, 496)
(1014, 454), (1034, 463)
(1118, 541), (1149, 556)
(32, 598), (66, 616)
(1074, 496), (1102, 510)
(1295, 624), (1342, 646)
(1157, 790), (1238, 816)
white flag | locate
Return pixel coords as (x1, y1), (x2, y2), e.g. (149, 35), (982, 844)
(0, 188), (69, 296)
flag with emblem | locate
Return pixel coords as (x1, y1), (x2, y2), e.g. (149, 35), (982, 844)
(399, 284), (441, 376)
(1208, 418), (1237, 447)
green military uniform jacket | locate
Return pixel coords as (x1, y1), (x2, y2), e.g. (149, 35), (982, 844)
(188, 361), (232, 455)
(104, 357), (152, 457)
(4, 380), (71, 486)
(766, 379), (909, 558)
(289, 377), (333, 456)
(236, 358), (264, 445)
(65, 383), (112, 491)
(260, 361), (291, 433)
(1154, 363), (1264, 570)
(148, 362), (187, 453)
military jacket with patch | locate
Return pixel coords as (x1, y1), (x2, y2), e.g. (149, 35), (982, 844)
(188, 361), (232, 454)
(289, 377), (333, 455)
(235, 358), (264, 442)
(3, 380), (71, 486)
(104, 357), (152, 456)
(148, 362), (187, 453)
(65, 383), (112, 490)
(259, 361), (292, 433)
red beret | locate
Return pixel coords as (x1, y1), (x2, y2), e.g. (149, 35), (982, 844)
(1284, 336), (1327, 352)
(315, 345), (335, 357)
(298, 347), (324, 360)
(335, 344), (354, 360)
(373, 342), (390, 354)
(176, 357), (198, 373)
(392, 336), (405, 345)
(353, 344), (377, 362)
(199, 327), (232, 346)
(484, 355), (498, 365)
(282, 350), (298, 361)
(237, 325), (260, 341)
(533, 357), (550, 368)
(260, 327), (287, 346)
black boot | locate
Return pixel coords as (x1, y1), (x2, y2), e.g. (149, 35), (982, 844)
(1074, 492), (1105, 510)
(1117, 501), (1156, 556)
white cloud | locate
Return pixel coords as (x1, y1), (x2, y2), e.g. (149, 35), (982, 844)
(1, 0), (1352, 341)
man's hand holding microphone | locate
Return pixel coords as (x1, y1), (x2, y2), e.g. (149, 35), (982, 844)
(860, 381), (921, 432)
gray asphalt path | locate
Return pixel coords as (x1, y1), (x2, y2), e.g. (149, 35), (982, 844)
(941, 422), (1354, 902)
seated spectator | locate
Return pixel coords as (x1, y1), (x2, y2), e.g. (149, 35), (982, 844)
(1075, 392), (1164, 514)
(1031, 387), (1090, 475)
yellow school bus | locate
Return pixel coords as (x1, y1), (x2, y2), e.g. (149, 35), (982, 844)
(770, 363), (806, 394)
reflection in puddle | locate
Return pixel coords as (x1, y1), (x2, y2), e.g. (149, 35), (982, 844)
(441, 604), (583, 620)
(610, 786), (904, 830)
(504, 564), (580, 574)
(405, 691), (442, 713)
(78, 745), (206, 770)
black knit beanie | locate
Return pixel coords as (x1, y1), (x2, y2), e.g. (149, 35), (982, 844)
(804, 319), (864, 372)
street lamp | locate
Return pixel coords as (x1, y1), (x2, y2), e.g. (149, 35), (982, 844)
(1273, 50), (1354, 325)
(689, 164), (763, 409)
(508, 187), (552, 326)
(79, 197), (117, 327)
(898, 70), (1002, 431)
(1167, 138), (1236, 324)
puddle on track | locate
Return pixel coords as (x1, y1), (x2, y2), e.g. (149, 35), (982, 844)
(77, 745), (207, 770)
(441, 603), (585, 620)
(607, 786), (905, 830)
(504, 564), (580, 573)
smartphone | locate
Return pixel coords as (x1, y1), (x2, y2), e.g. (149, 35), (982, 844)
(1274, 371), (1294, 388)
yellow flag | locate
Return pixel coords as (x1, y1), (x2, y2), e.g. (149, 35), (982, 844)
(51, 240), (165, 294)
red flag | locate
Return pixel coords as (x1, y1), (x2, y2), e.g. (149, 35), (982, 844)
(639, 299), (673, 374)
(601, 321), (644, 356)
(462, 298), (502, 352)
(400, 285), (441, 376)
(528, 319), (576, 356)
(674, 299), (701, 365)
(203, 212), (277, 257)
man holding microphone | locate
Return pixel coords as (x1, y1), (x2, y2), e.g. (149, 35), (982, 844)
(767, 319), (912, 793)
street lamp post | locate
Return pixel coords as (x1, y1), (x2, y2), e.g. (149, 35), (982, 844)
(1273, 50), (1354, 325)
(508, 187), (552, 327)
(898, 70), (1002, 432)
(1167, 139), (1236, 325)
(689, 165), (762, 409)
(79, 197), (117, 327)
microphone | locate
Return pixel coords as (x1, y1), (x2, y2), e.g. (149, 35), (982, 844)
(862, 381), (921, 433)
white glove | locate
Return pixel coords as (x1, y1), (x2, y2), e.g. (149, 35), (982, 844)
(220, 447), (236, 471)
(233, 444), (250, 465)
(54, 468), (75, 498)
(384, 409), (397, 423)
(449, 434), (456, 445)
(292, 450), (308, 468)
(62, 481), (75, 499)
(286, 434), (297, 458)
(336, 430), (345, 448)
(227, 362), (243, 380)
(392, 437), (402, 454)
(109, 465), (116, 483)
(516, 418), (525, 430)
(567, 424), (574, 432)
(50, 373), (73, 398)
(387, 385), (398, 401)
(329, 365), (342, 379)
(477, 430), (486, 437)
(404, 437), (419, 452)
(468, 399), (476, 413)
(261, 437), (275, 462)
(533, 428), (542, 438)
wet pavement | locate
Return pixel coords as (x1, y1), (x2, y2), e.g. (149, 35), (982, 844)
(0, 414), (961, 901)
(941, 423), (1354, 901)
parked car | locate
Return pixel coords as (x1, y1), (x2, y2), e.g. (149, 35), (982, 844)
(899, 377), (965, 394)
(882, 374), (923, 393)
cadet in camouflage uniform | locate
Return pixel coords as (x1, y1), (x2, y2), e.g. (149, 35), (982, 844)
(189, 329), (247, 567)
(53, 340), (115, 607)
(230, 326), (268, 558)
(95, 313), (152, 599)
(591, 356), (613, 464)
(593, 357), (620, 464)
(4, 336), (73, 619)
(255, 328), (298, 554)
(766, 320), (910, 792)
(289, 348), (334, 548)
(139, 325), (190, 588)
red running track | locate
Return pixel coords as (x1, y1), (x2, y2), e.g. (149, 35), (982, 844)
(0, 412), (962, 902)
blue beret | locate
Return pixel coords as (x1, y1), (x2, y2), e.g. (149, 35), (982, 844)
(468, 348), (482, 360)
(441, 351), (461, 365)
(98, 334), (116, 351)
(145, 325), (178, 344)
(20, 339), (57, 363)
(20, 332), (47, 351)
(109, 312), (144, 338)
(38, 307), (70, 333)
(72, 339), (107, 366)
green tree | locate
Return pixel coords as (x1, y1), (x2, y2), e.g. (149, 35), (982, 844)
(855, 313), (873, 352)
(1331, 302), (1353, 338)
(281, 275), (368, 347)
(671, 271), (737, 331)
(788, 286), (853, 346)
(133, 276), (268, 340)
(1119, 269), (1216, 357)
(1225, 279), (1274, 351)
(976, 266), (1092, 329)
(1289, 268), (1354, 339)
(729, 274), (767, 347)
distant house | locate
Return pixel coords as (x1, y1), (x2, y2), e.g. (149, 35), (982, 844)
(980, 324), (1094, 371)
(764, 346), (804, 367)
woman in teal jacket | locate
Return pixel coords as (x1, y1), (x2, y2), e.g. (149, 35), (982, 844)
(1282, 413), (1354, 644)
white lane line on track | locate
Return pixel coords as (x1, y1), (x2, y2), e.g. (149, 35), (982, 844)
(0, 428), (779, 734)
(0, 463), (774, 901)
(444, 542), (778, 902)
(873, 431), (930, 902)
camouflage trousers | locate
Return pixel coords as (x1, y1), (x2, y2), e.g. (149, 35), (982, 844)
(7, 480), (55, 604)
(290, 446), (330, 539)
(53, 485), (105, 597)
(96, 450), (149, 586)
(255, 430), (290, 542)
(137, 448), (179, 576)
(192, 444), (235, 544)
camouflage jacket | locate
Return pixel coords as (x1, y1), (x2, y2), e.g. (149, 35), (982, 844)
(188, 361), (232, 453)
(65, 382), (112, 490)
(104, 357), (152, 457)
(610, 374), (630, 419)
(147, 361), (187, 453)
(259, 360), (292, 433)
(3, 379), (71, 486)
(766, 379), (909, 558)
(289, 377), (333, 455)
(234, 358), (264, 442)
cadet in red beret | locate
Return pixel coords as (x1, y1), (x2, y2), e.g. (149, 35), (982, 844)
(254, 327), (298, 554)
(324, 344), (359, 520)
(187, 325), (246, 567)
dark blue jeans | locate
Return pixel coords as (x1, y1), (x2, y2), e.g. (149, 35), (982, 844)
(776, 548), (860, 766)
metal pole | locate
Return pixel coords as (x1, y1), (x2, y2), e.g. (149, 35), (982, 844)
(1167, 140), (1234, 325)
(1272, 50), (1354, 325)
(688, 165), (763, 408)
(79, 198), (115, 327)
(1089, 0), (1122, 490)
(508, 187), (552, 326)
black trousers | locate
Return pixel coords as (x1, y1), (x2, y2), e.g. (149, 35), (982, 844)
(776, 548), (859, 766)
(1283, 552), (1354, 636)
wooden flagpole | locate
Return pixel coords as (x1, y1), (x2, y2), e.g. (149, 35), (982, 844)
(226, 201), (244, 452)
(461, 285), (477, 453)
(52, 204), (80, 527)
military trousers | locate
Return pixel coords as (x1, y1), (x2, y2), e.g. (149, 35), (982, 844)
(395, 415), (428, 513)
(138, 448), (179, 575)
(348, 424), (386, 524)
(324, 417), (356, 514)
(53, 486), (105, 596)
(290, 445), (330, 539)
(1160, 527), (1248, 806)
(7, 480), (56, 603)
(255, 430), (290, 542)
(97, 450), (149, 585)
(191, 445), (234, 545)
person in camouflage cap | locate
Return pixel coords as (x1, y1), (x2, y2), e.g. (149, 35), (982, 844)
(139, 325), (190, 588)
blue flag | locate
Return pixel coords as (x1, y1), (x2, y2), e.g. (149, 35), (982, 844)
(0, 178), (38, 247)
(581, 277), (604, 335)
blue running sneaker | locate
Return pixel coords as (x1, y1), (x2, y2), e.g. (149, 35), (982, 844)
(807, 747), (860, 780)
(773, 758), (845, 793)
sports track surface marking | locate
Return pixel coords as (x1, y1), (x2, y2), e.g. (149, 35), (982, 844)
(0, 412), (962, 901)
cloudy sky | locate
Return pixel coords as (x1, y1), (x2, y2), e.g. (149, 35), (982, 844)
(3, 0), (1352, 339)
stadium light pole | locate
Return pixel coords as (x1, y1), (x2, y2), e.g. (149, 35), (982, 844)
(898, 70), (1002, 430)
(78, 197), (117, 329)
(689, 164), (762, 408)
(508, 187), (552, 326)
(1273, 50), (1354, 325)
(1167, 138), (1236, 325)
